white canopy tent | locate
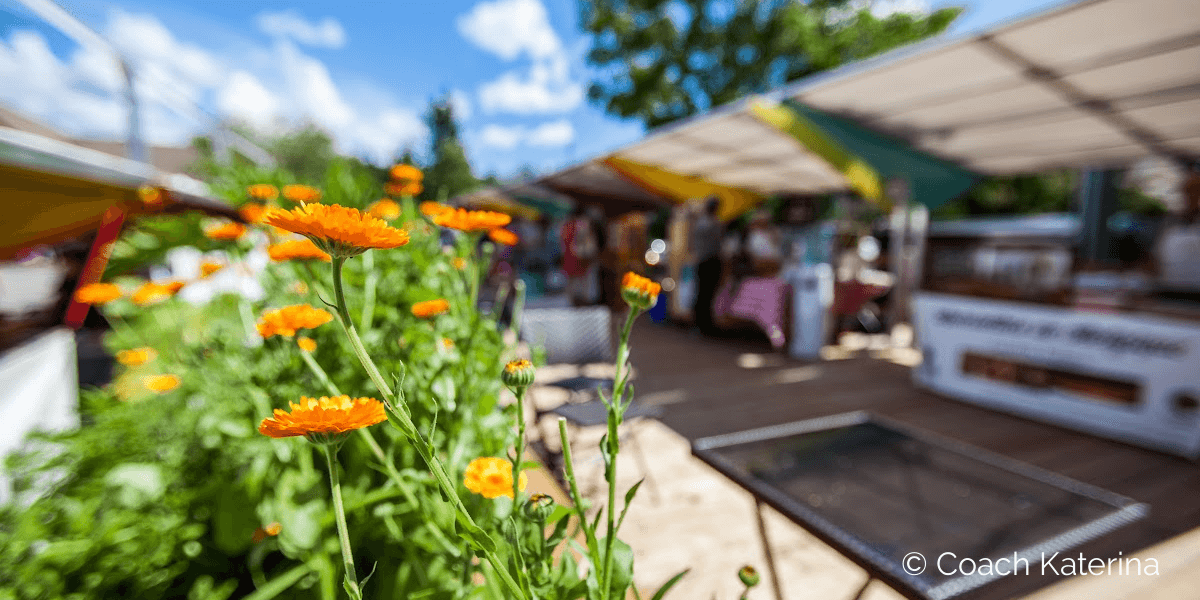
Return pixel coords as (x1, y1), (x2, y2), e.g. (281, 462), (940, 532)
(783, 0), (1200, 174)
(539, 0), (1199, 213)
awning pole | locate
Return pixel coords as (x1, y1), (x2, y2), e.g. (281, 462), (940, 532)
(886, 178), (912, 334)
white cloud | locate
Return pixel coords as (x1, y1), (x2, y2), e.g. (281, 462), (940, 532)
(527, 119), (573, 146)
(478, 60), (583, 114)
(217, 70), (281, 131)
(276, 41), (354, 131)
(457, 0), (561, 61)
(348, 108), (427, 164)
(477, 118), (573, 149)
(459, 0), (584, 116)
(0, 30), (124, 140)
(0, 9), (426, 164)
(870, 0), (931, 18)
(480, 124), (525, 149)
(449, 89), (473, 121)
(257, 11), (346, 49)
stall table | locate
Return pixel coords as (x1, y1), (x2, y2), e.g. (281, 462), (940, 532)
(692, 412), (1145, 600)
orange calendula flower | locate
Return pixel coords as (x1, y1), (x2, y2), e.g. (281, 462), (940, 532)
(74, 282), (122, 305)
(252, 522), (282, 543)
(247, 184), (279, 201)
(621, 271), (661, 310)
(367, 199), (401, 220)
(257, 304), (334, 338)
(258, 396), (387, 444)
(420, 201), (453, 217)
(200, 262), (224, 277)
(138, 185), (164, 209)
(464, 457), (527, 499)
(487, 228), (519, 246)
(116, 347), (157, 366)
(267, 239), (332, 262)
(281, 184), (322, 204)
(389, 163), (423, 183)
(384, 181), (423, 197)
(266, 203), (409, 258)
(411, 299), (450, 318)
(432, 208), (511, 233)
(239, 202), (268, 224)
(296, 337), (317, 352)
(143, 374), (181, 393)
(205, 222), (246, 241)
(131, 282), (174, 306)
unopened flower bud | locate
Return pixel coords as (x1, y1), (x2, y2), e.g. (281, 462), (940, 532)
(620, 272), (661, 311)
(502, 359), (535, 391)
(524, 492), (555, 519)
(738, 565), (760, 588)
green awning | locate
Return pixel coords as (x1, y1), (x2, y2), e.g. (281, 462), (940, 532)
(784, 100), (979, 210)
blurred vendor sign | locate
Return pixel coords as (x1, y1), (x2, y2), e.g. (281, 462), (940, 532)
(913, 292), (1200, 458)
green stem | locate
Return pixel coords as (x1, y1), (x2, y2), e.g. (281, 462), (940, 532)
(323, 446), (361, 600)
(602, 308), (638, 597)
(330, 257), (398, 408)
(360, 251), (377, 331)
(509, 279), (526, 340)
(557, 418), (598, 558)
(511, 387), (527, 502)
(328, 256), (527, 600)
(298, 348), (424, 512)
(299, 348), (339, 396)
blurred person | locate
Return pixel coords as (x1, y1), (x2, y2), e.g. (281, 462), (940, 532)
(562, 205), (599, 305)
(745, 210), (783, 277)
(1155, 168), (1200, 291)
(691, 197), (723, 334)
(586, 206), (612, 307)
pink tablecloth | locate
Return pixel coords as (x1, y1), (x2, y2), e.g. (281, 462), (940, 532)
(714, 277), (790, 349)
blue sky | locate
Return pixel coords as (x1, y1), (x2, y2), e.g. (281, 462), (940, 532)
(0, 0), (1062, 178)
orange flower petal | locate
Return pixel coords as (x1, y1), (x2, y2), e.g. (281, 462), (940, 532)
(432, 209), (511, 233)
(258, 396), (386, 438)
(411, 298), (450, 318)
(74, 282), (122, 305)
(463, 457), (527, 499)
(281, 184), (322, 203)
(257, 304), (333, 338)
(266, 203), (409, 257)
(267, 239), (332, 262)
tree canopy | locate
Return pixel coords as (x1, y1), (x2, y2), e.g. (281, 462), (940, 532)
(419, 97), (479, 201)
(582, 0), (962, 128)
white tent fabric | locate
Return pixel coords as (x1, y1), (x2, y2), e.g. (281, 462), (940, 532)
(0, 328), (79, 505)
(785, 0), (1200, 174)
(540, 0), (1198, 203)
(608, 106), (852, 195)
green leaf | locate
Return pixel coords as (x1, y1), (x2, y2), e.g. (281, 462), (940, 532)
(602, 537), (636, 596)
(616, 479), (643, 533)
(648, 569), (689, 600)
(241, 563), (315, 600)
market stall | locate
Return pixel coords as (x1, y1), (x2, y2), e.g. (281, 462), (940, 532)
(912, 214), (1200, 458)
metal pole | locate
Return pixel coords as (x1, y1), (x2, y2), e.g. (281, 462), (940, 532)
(754, 498), (785, 600)
(886, 178), (911, 332)
(120, 60), (147, 164)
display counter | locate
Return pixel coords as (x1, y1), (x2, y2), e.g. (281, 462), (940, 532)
(913, 215), (1200, 458)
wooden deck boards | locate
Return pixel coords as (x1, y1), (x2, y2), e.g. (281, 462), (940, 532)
(625, 321), (1200, 600)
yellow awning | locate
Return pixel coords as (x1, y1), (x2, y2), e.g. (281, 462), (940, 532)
(601, 156), (763, 222)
